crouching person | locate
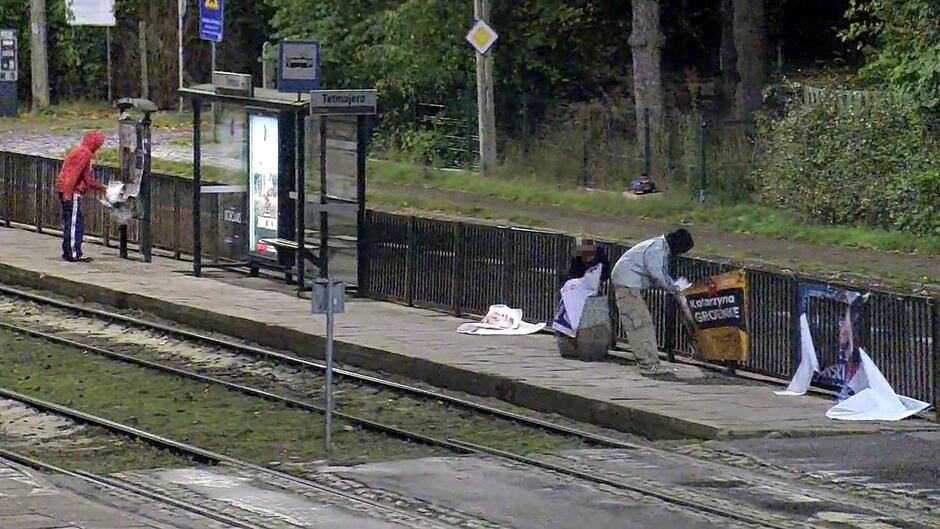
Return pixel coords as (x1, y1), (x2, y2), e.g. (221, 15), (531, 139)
(610, 229), (694, 374)
(553, 238), (612, 360)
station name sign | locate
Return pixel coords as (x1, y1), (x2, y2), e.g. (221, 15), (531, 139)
(310, 89), (377, 115)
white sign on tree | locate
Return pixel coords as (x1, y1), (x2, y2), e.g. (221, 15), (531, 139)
(67, 0), (116, 27)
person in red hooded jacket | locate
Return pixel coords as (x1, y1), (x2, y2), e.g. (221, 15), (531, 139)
(54, 131), (107, 261)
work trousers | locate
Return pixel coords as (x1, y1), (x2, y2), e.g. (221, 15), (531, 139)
(615, 287), (661, 367)
(61, 193), (85, 261)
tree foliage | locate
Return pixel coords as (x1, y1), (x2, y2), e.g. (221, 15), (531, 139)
(842, 0), (940, 109)
(753, 95), (940, 236)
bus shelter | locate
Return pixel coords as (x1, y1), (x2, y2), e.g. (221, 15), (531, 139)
(180, 81), (374, 294)
(180, 82), (310, 281)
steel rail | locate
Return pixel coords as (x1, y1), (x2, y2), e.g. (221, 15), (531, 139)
(0, 448), (268, 529)
(0, 321), (792, 529)
(0, 387), (466, 528)
(0, 283), (640, 449)
(0, 319), (474, 455)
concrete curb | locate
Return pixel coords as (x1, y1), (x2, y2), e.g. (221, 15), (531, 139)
(0, 261), (898, 441)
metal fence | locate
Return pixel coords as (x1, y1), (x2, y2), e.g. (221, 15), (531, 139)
(2, 151), (937, 412)
(361, 210), (940, 408)
(0, 151), (240, 262)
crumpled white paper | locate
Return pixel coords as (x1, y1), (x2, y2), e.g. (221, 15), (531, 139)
(458, 305), (546, 336)
(825, 349), (931, 421)
(552, 264), (603, 338)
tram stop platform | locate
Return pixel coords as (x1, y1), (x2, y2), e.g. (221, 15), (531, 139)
(0, 226), (935, 440)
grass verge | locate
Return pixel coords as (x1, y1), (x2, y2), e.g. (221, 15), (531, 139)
(0, 328), (445, 468)
(369, 160), (940, 256)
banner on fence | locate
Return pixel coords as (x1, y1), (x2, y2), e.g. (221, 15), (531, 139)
(800, 283), (863, 398)
(682, 269), (749, 362)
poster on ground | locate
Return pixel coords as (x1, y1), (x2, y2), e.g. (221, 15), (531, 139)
(681, 269), (749, 362)
(248, 114), (278, 256)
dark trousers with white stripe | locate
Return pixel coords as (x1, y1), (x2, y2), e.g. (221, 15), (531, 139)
(60, 193), (85, 261)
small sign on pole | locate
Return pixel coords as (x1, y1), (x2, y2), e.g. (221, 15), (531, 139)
(465, 19), (498, 55)
(277, 41), (320, 93)
(199, 0), (224, 43)
(312, 278), (345, 453)
(309, 89), (378, 116)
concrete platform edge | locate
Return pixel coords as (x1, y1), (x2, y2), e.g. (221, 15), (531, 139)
(0, 260), (758, 440)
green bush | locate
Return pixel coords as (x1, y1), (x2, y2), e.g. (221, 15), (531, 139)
(752, 94), (940, 236)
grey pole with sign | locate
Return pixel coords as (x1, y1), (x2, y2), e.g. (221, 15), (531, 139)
(0, 30), (18, 117)
(312, 277), (344, 453)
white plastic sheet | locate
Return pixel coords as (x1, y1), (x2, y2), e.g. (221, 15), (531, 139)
(457, 305), (546, 336)
(776, 316), (931, 421)
(825, 349), (931, 421)
(775, 314), (820, 396)
(551, 265), (603, 338)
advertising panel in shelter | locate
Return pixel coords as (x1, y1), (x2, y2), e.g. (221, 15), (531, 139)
(248, 114), (279, 256)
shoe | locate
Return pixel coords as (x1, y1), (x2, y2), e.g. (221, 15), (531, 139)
(77, 256), (93, 263)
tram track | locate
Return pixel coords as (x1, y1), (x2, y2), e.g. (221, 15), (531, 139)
(1, 283), (936, 528)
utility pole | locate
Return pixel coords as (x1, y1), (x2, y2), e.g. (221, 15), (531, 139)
(139, 18), (149, 99)
(472, 0), (497, 176)
(29, 0), (49, 111)
(178, 0), (185, 111)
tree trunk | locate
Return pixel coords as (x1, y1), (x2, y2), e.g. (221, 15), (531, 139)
(720, 0), (738, 113)
(733, 0), (767, 121)
(29, 0), (49, 110)
(629, 0), (665, 180)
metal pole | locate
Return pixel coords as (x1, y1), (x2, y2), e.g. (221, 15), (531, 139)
(295, 112), (305, 291)
(356, 115), (368, 295)
(933, 297), (940, 423)
(140, 112), (153, 262)
(643, 108), (651, 177)
(210, 42), (217, 143)
(319, 117), (329, 279)
(193, 100), (203, 276)
(106, 27), (112, 103)
(324, 278), (334, 453)
(698, 118), (707, 203)
(178, 0), (184, 111)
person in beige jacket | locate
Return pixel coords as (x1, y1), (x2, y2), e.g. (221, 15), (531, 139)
(610, 229), (694, 374)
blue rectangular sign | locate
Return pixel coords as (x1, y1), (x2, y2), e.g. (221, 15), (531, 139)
(199, 0), (224, 43)
(277, 41), (320, 93)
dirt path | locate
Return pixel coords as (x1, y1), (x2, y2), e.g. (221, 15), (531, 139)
(371, 183), (940, 293)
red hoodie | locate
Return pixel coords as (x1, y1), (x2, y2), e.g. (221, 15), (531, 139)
(55, 131), (107, 201)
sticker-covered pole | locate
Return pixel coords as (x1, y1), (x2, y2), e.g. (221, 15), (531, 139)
(324, 277), (334, 453)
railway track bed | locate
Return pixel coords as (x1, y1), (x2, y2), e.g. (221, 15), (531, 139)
(0, 283), (936, 529)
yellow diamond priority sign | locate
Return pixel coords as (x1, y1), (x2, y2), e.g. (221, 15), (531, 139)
(466, 19), (498, 55)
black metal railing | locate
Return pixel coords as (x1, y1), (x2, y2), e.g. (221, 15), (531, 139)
(362, 210), (939, 409)
(2, 151), (937, 414)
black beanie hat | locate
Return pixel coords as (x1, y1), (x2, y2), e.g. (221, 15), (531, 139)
(665, 228), (694, 255)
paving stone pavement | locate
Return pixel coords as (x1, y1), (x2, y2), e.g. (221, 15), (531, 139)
(0, 457), (167, 529)
(0, 227), (936, 440)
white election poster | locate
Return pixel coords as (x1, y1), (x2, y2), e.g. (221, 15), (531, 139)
(67, 0), (116, 26)
(248, 114), (279, 256)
